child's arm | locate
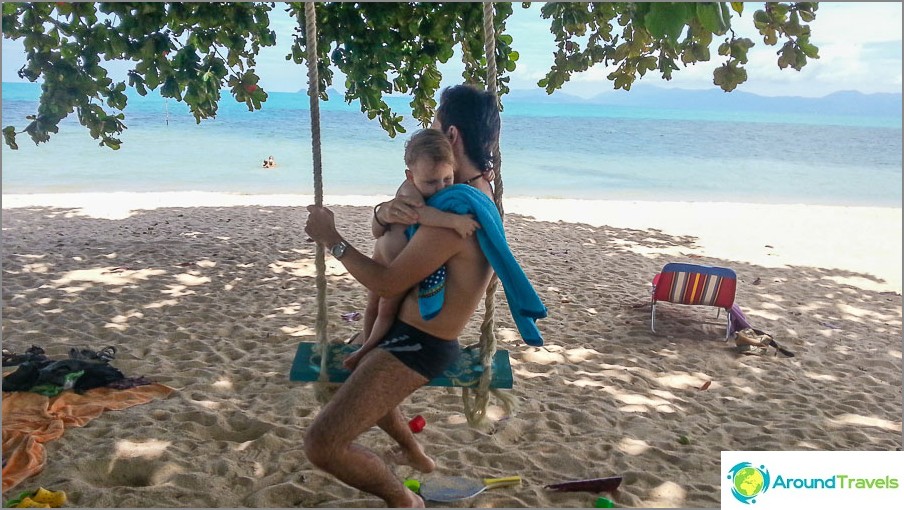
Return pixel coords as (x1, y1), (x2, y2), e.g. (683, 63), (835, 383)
(416, 207), (480, 238)
(372, 180), (425, 238)
(402, 179), (479, 238)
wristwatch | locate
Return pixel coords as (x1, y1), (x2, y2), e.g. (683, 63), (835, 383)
(329, 240), (349, 259)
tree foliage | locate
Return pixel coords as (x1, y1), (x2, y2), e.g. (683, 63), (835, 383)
(285, 1), (518, 138)
(538, 2), (818, 94)
(1, 2), (820, 150)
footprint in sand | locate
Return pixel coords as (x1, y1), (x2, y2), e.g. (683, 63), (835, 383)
(76, 457), (184, 488)
(208, 413), (275, 443)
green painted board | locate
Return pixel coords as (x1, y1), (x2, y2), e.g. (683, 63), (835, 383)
(289, 341), (513, 389)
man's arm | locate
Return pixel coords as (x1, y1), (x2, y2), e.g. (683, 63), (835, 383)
(307, 205), (465, 297)
(341, 227), (465, 297)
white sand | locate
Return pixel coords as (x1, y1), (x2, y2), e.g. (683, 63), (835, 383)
(4, 192), (900, 293)
(2, 192), (901, 508)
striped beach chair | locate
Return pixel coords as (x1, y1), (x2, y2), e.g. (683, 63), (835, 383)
(650, 262), (737, 339)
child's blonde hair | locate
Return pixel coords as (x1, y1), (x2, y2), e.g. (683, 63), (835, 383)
(404, 129), (454, 168)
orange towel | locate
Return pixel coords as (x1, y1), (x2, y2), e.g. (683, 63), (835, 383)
(2, 383), (174, 493)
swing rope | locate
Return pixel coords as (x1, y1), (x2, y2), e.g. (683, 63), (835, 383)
(303, 2), (335, 404)
(462, 1), (516, 429)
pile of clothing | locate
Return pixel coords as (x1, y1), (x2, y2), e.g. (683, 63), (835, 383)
(2, 345), (173, 493)
(2, 345), (147, 396)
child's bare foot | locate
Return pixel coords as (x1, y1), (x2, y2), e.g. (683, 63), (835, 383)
(384, 445), (436, 473)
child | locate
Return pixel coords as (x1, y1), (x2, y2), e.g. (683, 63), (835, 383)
(344, 129), (479, 370)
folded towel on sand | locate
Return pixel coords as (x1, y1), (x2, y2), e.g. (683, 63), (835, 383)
(408, 184), (547, 346)
(1, 383), (174, 492)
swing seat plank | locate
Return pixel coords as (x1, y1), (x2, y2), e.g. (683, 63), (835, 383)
(289, 341), (513, 389)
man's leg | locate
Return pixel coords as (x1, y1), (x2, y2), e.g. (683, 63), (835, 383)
(376, 407), (436, 473)
(304, 349), (428, 507)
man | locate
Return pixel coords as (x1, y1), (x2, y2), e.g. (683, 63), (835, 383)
(372, 84), (499, 233)
(303, 85), (501, 508)
(352, 84), (498, 345)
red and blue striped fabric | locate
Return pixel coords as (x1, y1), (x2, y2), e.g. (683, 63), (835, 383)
(653, 263), (736, 309)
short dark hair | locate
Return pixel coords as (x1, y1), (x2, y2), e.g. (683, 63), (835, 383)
(404, 129), (454, 168)
(435, 85), (500, 172)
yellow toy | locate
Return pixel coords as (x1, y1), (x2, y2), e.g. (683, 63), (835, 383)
(6, 487), (67, 508)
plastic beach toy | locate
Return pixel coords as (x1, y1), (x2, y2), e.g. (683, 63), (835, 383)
(5, 488), (67, 508)
(545, 476), (623, 493)
(420, 475), (522, 502)
(408, 415), (426, 433)
(31, 488), (66, 508)
(404, 479), (421, 493)
(594, 496), (614, 508)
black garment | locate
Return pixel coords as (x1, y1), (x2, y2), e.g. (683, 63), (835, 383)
(377, 319), (460, 380)
(2, 348), (125, 394)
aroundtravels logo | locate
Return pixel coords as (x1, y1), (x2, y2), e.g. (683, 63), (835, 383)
(726, 462), (771, 504)
(725, 460), (900, 505)
(723, 452), (904, 509)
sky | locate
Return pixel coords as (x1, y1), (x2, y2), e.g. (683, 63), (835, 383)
(2, 2), (902, 99)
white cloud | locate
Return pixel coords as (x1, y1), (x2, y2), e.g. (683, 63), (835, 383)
(809, 2), (902, 45)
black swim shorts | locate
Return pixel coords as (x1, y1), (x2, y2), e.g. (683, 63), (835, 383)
(378, 320), (460, 380)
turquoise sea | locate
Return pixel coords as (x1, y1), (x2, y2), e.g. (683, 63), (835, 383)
(1, 82), (901, 207)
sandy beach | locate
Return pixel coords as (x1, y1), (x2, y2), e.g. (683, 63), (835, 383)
(2, 192), (901, 508)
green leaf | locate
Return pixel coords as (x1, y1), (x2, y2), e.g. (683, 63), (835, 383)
(712, 61), (747, 91)
(645, 3), (690, 41)
(753, 10), (770, 26)
(784, 11), (803, 37)
(798, 6), (816, 23)
(731, 2), (744, 16)
(799, 39), (819, 59)
(696, 3), (723, 34)
(3, 126), (19, 150)
(718, 42), (731, 57)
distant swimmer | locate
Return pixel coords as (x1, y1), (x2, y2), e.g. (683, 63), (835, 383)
(262, 155), (276, 168)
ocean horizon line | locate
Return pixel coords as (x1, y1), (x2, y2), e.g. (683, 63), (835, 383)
(3, 81), (901, 129)
(5, 79), (901, 103)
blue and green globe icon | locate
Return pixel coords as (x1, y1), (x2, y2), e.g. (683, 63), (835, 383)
(727, 462), (770, 504)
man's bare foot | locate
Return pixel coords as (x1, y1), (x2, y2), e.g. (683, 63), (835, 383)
(403, 487), (425, 508)
(383, 445), (436, 473)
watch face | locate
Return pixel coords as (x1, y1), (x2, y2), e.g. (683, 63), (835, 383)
(331, 241), (347, 258)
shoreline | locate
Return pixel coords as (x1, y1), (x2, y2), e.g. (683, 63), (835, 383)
(4, 191), (901, 293)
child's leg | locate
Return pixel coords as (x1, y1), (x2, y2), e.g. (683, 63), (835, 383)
(357, 290), (379, 345)
(345, 288), (378, 345)
(364, 226), (408, 344)
(369, 294), (404, 346)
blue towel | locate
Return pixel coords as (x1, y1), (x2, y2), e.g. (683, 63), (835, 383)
(417, 264), (447, 321)
(407, 184), (547, 346)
